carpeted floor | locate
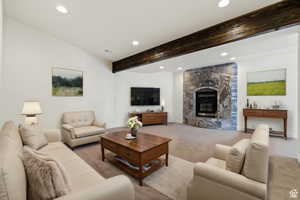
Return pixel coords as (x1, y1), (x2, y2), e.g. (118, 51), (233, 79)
(74, 123), (300, 200)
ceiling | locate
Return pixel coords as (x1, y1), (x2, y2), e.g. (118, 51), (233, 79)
(127, 26), (299, 73)
(4, 0), (281, 61)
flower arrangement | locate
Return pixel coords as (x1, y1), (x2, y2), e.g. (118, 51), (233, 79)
(127, 116), (143, 130)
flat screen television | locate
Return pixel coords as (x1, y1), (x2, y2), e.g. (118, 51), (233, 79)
(131, 87), (160, 106)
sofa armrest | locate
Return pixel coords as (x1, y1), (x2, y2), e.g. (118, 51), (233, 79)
(44, 129), (62, 143)
(55, 175), (134, 200)
(193, 162), (266, 199)
(93, 121), (106, 129)
(213, 144), (232, 160)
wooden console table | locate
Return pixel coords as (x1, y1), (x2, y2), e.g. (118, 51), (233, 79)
(243, 109), (288, 139)
(129, 112), (168, 126)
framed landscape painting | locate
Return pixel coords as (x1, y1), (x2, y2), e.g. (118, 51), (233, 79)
(52, 68), (83, 96)
(247, 69), (286, 96)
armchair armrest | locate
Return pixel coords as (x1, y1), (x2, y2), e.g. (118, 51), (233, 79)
(44, 129), (61, 143)
(62, 124), (74, 131)
(213, 144), (232, 160)
(193, 162), (266, 199)
(55, 175), (134, 200)
(93, 120), (106, 129)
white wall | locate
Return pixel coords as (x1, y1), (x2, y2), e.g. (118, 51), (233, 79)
(173, 71), (183, 123)
(114, 71), (174, 127)
(1, 18), (116, 128)
(298, 30), (300, 162)
(237, 49), (298, 138)
(0, 0), (2, 88)
(173, 48), (298, 138)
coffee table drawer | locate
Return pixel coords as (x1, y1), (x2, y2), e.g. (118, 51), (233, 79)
(118, 145), (140, 164)
(102, 139), (118, 153)
(141, 143), (168, 164)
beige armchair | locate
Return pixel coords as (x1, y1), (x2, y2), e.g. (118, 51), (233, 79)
(187, 124), (269, 200)
(62, 111), (106, 148)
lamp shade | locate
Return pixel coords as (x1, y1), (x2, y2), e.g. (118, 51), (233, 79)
(22, 101), (42, 115)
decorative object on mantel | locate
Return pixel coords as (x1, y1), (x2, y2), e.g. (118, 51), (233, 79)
(247, 69), (286, 96)
(161, 99), (165, 112)
(272, 100), (281, 109)
(243, 108), (287, 140)
(127, 116), (143, 138)
(22, 101), (42, 125)
(52, 67), (83, 96)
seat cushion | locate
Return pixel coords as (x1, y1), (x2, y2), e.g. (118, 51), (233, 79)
(39, 142), (106, 192)
(73, 126), (105, 138)
(242, 124), (269, 183)
(205, 158), (226, 169)
(226, 139), (250, 173)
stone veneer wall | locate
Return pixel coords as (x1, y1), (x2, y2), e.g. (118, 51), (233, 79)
(183, 63), (237, 130)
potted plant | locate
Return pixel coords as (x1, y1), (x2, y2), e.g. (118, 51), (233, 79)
(127, 116), (143, 137)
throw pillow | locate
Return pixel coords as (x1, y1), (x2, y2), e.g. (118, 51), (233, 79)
(19, 124), (48, 150)
(22, 147), (71, 200)
(226, 139), (250, 173)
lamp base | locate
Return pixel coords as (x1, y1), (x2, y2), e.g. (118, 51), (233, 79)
(24, 116), (38, 125)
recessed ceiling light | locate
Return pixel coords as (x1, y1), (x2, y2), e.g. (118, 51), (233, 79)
(230, 57), (236, 61)
(177, 67), (183, 70)
(218, 0), (230, 8)
(221, 52), (228, 56)
(56, 5), (68, 14)
(160, 66), (165, 69)
(132, 40), (139, 46)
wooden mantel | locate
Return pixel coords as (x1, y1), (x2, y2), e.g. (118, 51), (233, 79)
(112, 0), (300, 73)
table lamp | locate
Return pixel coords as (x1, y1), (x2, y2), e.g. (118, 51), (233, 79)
(22, 101), (42, 125)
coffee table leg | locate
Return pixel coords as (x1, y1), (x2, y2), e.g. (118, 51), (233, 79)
(101, 144), (105, 161)
(166, 153), (169, 167)
(139, 166), (143, 186)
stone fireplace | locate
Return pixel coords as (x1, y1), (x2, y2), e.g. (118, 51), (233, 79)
(183, 63), (237, 130)
(195, 88), (218, 118)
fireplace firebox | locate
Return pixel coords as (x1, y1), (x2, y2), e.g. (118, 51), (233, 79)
(196, 88), (218, 118)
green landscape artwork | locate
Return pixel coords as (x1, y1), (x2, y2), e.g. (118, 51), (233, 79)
(52, 68), (83, 96)
(247, 69), (286, 96)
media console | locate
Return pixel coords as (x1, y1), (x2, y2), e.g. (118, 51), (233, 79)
(129, 112), (168, 126)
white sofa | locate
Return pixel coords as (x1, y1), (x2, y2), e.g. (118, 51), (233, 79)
(187, 124), (269, 200)
(0, 121), (135, 200)
(61, 111), (106, 148)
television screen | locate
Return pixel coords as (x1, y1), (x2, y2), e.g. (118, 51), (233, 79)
(131, 87), (160, 106)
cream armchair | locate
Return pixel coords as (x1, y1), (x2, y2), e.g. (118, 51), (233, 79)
(62, 111), (106, 148)
(187, 124), (269, 200)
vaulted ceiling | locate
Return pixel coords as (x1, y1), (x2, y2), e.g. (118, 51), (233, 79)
(4, 0), (281, 61)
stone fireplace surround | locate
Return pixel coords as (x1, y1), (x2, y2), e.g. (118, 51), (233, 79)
(183, 63), (237, 130)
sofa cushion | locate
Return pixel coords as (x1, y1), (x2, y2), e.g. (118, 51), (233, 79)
(205, 157), (226, 169)
(242, 124), (269, 183)
(19, 124), (48, 150)
(22, 147), (71, 200)
(39, 142), (106, 192)
(62, 111), (95, 128)
(226, 139), (250, 173)
(0, 131), (27, 200)
(73, 126), (105, 138)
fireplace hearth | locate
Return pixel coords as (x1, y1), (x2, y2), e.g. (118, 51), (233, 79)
(196, 88), (218, 118)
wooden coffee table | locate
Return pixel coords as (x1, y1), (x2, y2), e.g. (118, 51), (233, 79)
(100, 131), (172, 186)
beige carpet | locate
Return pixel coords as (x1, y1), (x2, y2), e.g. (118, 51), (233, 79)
(74, 123), (300, 200)
(144, 156), (193, 200)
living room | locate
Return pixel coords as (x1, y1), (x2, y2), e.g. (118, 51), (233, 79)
(0, 1), (300, 200)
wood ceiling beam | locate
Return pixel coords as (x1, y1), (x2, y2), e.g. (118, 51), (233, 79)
(112, 0), (300, 73)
